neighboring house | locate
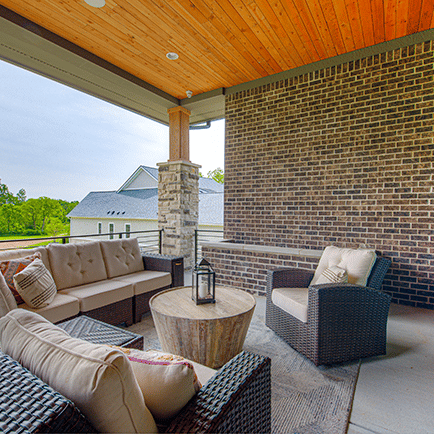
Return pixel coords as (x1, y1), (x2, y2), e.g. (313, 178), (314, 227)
(68, 166), (223, 242)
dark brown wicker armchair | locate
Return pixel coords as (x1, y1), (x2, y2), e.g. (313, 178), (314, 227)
(266, 255), (391, 366)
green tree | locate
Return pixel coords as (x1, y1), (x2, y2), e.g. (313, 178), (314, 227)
(206, 167), (224, 184)
(0, 203), (23, 233)
(21, 197), (64, 233)
(0, 183), (26, 205)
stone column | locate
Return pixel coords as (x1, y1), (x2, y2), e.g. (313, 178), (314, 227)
(158, 161), (200, 269)
(158, 106), (200, 269)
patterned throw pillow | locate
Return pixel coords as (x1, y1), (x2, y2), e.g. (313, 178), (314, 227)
(114, 347), (201, 420)
(315, 265), (348, 285)
(0, 253), (41, 304)
(13, 258), (57, 308)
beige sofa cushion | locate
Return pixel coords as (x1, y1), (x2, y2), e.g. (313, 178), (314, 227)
(100, 238), (144, 278)
(20, 292), (80, 324)
(113, 270), (172, 295)
(272, 287), (309, 323)
(48, 242), (107, 290)
(60, 279), (133, 312)
(0, 273), (17, 317)
(0, 247), (51, 273)
(311, 246), (377, 287)
(0, 309), (157, 433)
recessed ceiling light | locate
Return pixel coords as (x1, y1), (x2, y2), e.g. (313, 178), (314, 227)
(166, 52), (179, 60)
(84, 0), (105, 8)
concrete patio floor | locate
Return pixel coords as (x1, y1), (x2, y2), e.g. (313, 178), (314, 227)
(185, 274), (433, 432)
(347, 302), (434, 434)
(252, 293), (434, 433)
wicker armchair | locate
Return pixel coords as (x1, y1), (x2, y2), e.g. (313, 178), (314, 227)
(266, 254), (391, 366)
(0, 350), (270, 434)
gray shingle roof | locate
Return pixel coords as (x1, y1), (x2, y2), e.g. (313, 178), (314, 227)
(68, 187), (223, 225)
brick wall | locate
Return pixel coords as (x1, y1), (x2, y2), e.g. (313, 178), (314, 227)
(221, 40), (434, 309)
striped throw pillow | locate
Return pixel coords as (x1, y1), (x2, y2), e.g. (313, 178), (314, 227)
(315, 265), (348, 285)
(13, 258), (57, 308)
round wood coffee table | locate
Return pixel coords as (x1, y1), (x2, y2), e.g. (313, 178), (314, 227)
(149, 286), (256, 368)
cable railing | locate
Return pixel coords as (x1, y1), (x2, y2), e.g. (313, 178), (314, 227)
(0, 229), (163, 254)
(194, 229), (224, 264)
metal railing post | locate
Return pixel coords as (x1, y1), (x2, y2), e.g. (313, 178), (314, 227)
(194, 229), (198, 264)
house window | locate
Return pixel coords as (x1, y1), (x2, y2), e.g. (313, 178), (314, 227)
(109, 223), (114, 240)
(125, 224), (131, 238)
(98, 222), (102, 234)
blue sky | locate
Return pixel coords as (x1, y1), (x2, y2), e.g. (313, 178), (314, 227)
(0, 60), (224, 202)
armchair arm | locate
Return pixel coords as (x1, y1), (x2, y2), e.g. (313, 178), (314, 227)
(307, 284), (392, 365)
(266, 268), (314, 294)
(165, 351), (271, 434)
(142, 253), (184, 287)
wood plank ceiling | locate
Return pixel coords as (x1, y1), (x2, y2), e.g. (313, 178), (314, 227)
(1, 0), (434, 100)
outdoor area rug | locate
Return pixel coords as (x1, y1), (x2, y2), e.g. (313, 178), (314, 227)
(128, 297), (360, 434)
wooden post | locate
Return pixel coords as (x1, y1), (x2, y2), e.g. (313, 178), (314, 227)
(167, 106), (191, 162)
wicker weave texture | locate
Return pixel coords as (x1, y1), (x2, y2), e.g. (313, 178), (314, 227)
(166, 351), (271, 433)
(266, 257), (392, 365)
(0, 352), (96, 433)
(57, 315), (144, 349)
(81, 297), (134, 327)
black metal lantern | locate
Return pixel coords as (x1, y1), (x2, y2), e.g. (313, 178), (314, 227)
(192, 258), (216, 305)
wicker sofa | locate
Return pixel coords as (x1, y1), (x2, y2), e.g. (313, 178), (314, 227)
(0, 238), (183, 326)
(0, 348), (270, 434)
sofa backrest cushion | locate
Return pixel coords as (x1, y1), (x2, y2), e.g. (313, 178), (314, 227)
(311, 246), (377, 287)
(0, 247), (51, 274)
(0, 274), (17, 317)
(47, 242), (107, 290)
(0, 309), (157, 434)
(100, 238), (144, 278)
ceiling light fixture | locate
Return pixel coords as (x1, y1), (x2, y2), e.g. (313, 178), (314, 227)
(166, 52), (179, 60)
(186, 90), (193, 98)
(84, 0), (105, 8)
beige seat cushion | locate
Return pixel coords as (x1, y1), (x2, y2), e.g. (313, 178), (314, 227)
(100, 238), (144, 278)
(19, 293), (80, 324)
(190, 360), (216, 386)
(311, 246), (377, 287)
(0, 309), (157, 433)
(113, 270), (172, 295)
(60, 280), (133, 312)
(47, 242), (107, 290)
(272, 287), (309, 323)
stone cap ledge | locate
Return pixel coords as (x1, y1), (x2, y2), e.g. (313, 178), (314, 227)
(202, 240), (323, 258)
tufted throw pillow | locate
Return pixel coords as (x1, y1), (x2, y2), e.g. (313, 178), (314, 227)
(314, 265), (348, 285)
(13, 258), (57, 308)
(0, 252), (41, 304)
(0, 310), (157, 433)
(113, 347), (201, 420)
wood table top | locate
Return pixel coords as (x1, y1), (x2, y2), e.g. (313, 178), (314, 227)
(149, 285), (256, 320)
